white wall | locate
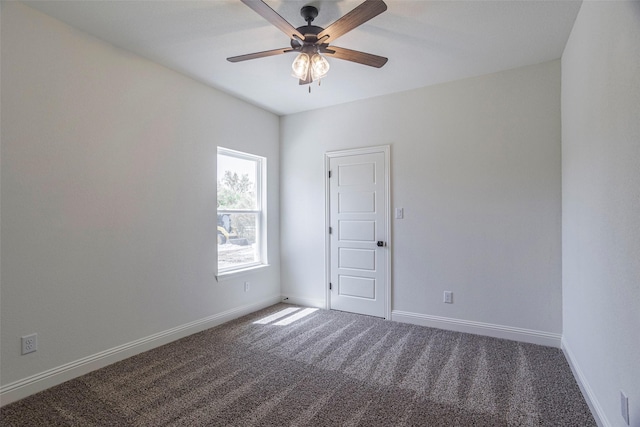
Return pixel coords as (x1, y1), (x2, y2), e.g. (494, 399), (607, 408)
(561, 1), (640, 426)
(0, 2), (280, 402)
(281, 60), (562, 343)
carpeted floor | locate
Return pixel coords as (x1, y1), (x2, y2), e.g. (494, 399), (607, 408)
(1, 304), (595, 426)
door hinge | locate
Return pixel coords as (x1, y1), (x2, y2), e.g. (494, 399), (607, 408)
(328, 170), (332, 178)
(329, 227), (332, 234)
(329, 283), (332, 290)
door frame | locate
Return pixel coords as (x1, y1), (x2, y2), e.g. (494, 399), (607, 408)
(324, 145), (391, 319)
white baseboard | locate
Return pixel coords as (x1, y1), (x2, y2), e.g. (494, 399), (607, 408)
(0, 295), (281, 407)
(562, 338), (609, 427)
(391, 310), (562, 348)
(280, 294), (326, 309)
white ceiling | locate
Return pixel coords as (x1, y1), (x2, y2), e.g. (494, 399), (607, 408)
(24, 0), (582, 116)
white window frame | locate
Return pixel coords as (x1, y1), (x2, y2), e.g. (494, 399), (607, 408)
(216, 147), (267, 278)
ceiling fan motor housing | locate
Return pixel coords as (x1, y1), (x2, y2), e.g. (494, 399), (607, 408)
(291, 25), (324, 50)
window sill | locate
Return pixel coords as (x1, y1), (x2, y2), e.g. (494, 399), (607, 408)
(216, 264), (270, 282)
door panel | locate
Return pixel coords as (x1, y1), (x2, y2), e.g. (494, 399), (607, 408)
(338, 192), (376, 212)
(338, 163), (375, 186)
(329, 150), (387, 318)
(338, 220), (376, 241)
(339, 248), (376, 270)
(339, 275), (376, 299)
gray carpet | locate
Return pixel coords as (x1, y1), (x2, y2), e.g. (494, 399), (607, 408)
(1, 304), (595, 426)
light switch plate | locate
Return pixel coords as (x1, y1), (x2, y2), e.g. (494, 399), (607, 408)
(621, 390), (629, 425)
(444, 291), (453, 304)
(395, 208), (404, 219)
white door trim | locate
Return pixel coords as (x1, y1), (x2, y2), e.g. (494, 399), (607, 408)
(324, 145), (391, 319)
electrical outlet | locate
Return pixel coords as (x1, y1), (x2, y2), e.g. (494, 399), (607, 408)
(244, 281), (250, 292)
(621, 390), (630, 425)
(21, 333), (37, 355)
(444, 291), (453, 304)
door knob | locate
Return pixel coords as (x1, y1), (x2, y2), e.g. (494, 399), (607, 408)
(377, 241), (385, 247)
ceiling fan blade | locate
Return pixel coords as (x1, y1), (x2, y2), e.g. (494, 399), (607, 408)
(241, 0), (305, 41)
(321, 46), (388, 68)
(227, 47), (294, 63)
(317, 0), (387, 43)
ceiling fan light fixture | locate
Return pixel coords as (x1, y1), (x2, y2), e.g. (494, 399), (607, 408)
(229, 0), (388, 87)
(310, 53), (330, 81)
(291, 53), (310, 80)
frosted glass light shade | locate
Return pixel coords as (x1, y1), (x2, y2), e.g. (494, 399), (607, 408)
(310, 54), (330, 80)
(291, 53), (310, 80)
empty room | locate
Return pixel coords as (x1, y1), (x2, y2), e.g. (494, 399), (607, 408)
(1, 0), (638, 426)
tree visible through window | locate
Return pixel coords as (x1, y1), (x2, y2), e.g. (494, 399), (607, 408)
(217, 148), (266, 273)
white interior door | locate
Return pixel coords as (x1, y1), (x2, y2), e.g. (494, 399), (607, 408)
(327, 147), (389, 318)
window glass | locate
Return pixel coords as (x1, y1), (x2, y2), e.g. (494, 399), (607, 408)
(217, 148), (266, 273)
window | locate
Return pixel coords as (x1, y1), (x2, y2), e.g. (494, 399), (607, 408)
(217, 147), (267, 274)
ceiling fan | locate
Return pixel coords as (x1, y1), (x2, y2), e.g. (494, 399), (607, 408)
(227, 0), (388, 86)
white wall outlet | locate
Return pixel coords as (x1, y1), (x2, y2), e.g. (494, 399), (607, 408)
(21, 333), (37, 355)
(244, 281), (250, 292)
(395, 208), (404, 219)
(621, 390), (630, 425)
(444, 291), (453, 304)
